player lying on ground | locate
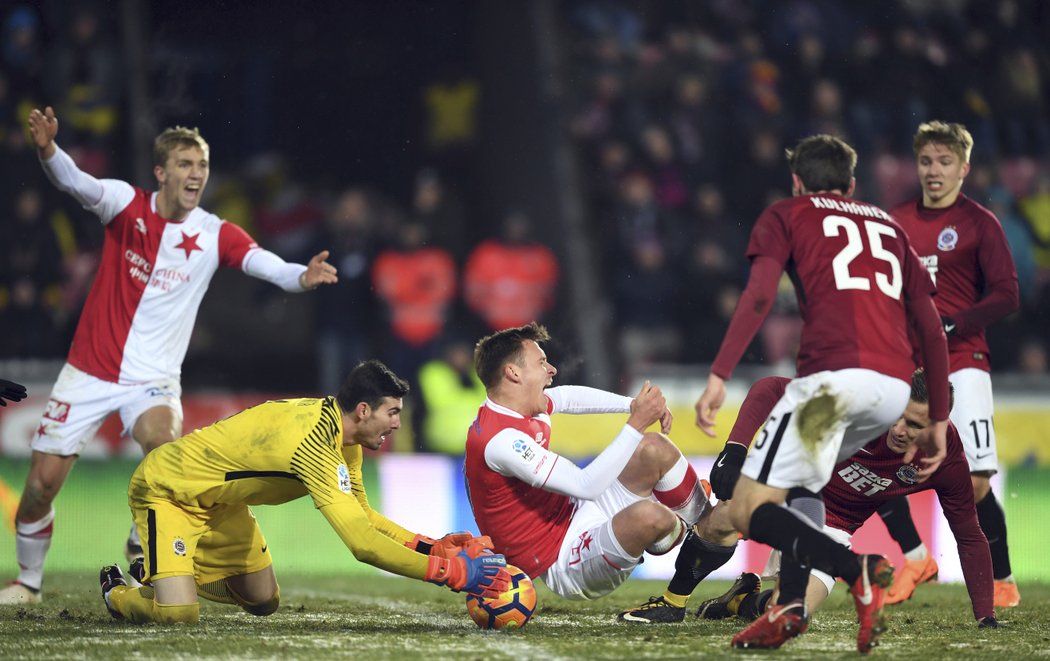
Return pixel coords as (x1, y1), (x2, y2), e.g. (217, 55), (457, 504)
(620, 369), (997, 638)
(99, 360), (509, 624)
(2, 107), (338, 606)
(465, 323), (740, 604)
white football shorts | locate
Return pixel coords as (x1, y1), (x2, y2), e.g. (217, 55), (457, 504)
(540, 479), (645, 600)
(31, 363), (182, 456)
(741, 369), (911, 493)
(949, 368), (998, 474)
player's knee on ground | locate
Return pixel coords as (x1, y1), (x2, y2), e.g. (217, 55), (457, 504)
(229, 583), (280, 617)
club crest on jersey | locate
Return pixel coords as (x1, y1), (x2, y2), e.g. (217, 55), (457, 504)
(937, 226), (959, 251)
(336, 463), (352, 494)
(896, 464), (919, 485)
(512, 438), (536, 463)
(43, 398), (71, 423)
(173, 537), (187, 556)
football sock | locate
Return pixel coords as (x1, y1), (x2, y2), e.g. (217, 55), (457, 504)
(776, 558), (810, 605)
(738, 589), (774, 620)
(198, 579), (237, 604)
(110, 585), (200, 624)
(787, 487), (826, 527)
(877, 496), (924, 555)
(653, 455), (706, 525)
(665, 530), (736, 603)
(748, 502), (862, 585)
(975, 490), (1013, 580)
(228, 583), (281, 616)
(15, 508), (55, 591)
(904, 543), (928, 561)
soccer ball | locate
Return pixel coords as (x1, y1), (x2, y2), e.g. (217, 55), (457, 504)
(465, 565), (537, 630)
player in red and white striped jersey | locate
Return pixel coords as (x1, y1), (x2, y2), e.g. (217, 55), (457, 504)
(0, 107), (337, 605)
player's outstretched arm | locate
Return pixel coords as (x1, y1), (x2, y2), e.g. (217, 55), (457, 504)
(424, 545), (511, 598)
(627, 380), (667, 433)
(27, 106), (58, 160)
(407, 531), (494, 559)
(298, 250), (339, 289)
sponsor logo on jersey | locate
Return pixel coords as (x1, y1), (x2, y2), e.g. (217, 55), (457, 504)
(896, 464), (919, 484)
(512, 438), (536, 463)
(937, 226), (959, 251)
(124, 249), (154, 285)
(837, 462), (893, 496)
(43, 399), (71, 423)
(173, 537), (187, 556)
(919, 254), (939, 284)
(336, 464), (352, 494)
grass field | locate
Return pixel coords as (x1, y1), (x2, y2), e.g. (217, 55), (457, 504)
(1, 572), (1046, 660)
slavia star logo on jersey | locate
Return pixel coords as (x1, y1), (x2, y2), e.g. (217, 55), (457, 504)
(175, 231), (202, 259)
(569, 530), (594, 566)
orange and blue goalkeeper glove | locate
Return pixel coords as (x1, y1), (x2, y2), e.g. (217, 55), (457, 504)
(407, 531), (495, 559)
(424, 547), (511, 598)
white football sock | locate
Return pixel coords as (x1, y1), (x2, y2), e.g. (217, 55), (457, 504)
(903, 542), (928, 561)
(653, 455), (706, 525)
(16, 508), (55, 591)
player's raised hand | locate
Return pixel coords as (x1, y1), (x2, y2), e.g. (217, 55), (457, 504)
(0, 379), (27, 407)
(627, 380), (667, 433)
(905, 418), (948, 482)
(27, 107), (58, 158)
(695, 373), (726, 437)
(299, 250), (338, 289)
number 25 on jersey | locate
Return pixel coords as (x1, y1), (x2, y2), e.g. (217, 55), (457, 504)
(823, 215), (902, 299)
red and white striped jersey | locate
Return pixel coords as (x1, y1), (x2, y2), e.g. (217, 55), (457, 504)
(68, 180), (258, 384)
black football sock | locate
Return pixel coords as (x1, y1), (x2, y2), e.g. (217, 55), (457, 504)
(877, 496), (923, 554)
(738, 589), (774, 620)
(666, 529), (737, 598)
(975, 490), (1013, 580)
(748, 502), (862, 585)
(776, 558), (811, 606)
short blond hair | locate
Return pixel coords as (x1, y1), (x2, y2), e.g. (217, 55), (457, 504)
(153, 126), (209, 168)
(913, 121), (973, 164)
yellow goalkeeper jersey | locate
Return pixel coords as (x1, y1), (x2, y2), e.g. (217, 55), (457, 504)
(134, 396), (429, 579)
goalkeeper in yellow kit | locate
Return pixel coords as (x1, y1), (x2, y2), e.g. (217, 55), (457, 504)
(99, 360), (509, 624)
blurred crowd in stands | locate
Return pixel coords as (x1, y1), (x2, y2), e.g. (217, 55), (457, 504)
(566, 0), (1050, 378)
(1, 1), (1048, 452)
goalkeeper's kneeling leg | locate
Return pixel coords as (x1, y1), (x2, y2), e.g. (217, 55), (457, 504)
(229, 583), (280, 616)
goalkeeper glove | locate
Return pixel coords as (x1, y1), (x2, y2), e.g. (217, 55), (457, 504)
(0, 379), (27, 407)
(425, 546), (510, 598)
(407, 532), (495, 559)
(941, 315), (957, 336)
(977, 616), (999, 629)
(710, 442), (747, 501)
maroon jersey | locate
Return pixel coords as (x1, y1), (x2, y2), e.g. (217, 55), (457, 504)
(729, 376), (994, 619)
(745, 194), (934, 380)
(891, 194), (1019, 372)
(464, 399), (576, 578)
